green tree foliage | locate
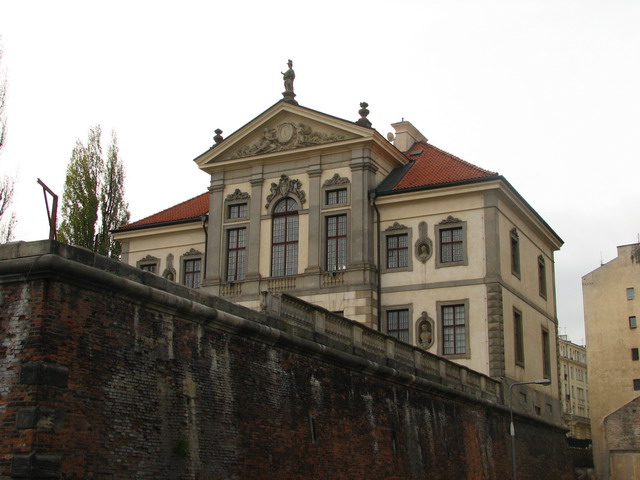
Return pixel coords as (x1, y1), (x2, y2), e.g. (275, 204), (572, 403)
(58, 126), (130, 258)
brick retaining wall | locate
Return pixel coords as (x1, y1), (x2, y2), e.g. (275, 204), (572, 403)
(0, 241), (573, 479)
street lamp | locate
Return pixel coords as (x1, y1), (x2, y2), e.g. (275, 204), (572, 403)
(509, 379), (552, 480)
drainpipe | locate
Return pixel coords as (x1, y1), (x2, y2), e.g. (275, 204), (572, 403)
(201, 214), (209, 279)
(370, 191), (382, 332)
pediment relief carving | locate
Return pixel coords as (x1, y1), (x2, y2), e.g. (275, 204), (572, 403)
(231, 122), (347, 159)
(226, 189), (250, 201)
(385, 222), (408, 232)
(323, 173), (350, 187)
(439, 215), (462, 225)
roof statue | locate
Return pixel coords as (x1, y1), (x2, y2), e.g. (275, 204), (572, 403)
(281, 59), (298, 105)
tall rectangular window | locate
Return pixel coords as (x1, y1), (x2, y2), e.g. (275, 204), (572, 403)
(387, 310), (409, 343)
(387, 234), (408, 269)
(326, 214), (347, 271)
(510, 229), (520, 276)
(514, 309), (524, 366)
(634, 379), (640, 391)
(627, 287), (635, 300)
(630, 316), (637, 329)
(440, 227), (464, 263)
(226, 227), (246, 281)
(183, 258), (202, 289)
(271, 198), (299, 277)
(442, 304), (466, 355)
(631, 348), (639, 361)
(326, 188), (347, 206)
(228, 203), (248, 220)
(542, 329), (551, 378)
(538, 256), (547, 298)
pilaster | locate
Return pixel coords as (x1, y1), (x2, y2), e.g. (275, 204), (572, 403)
(204, 172), (224, 284)
(305, 163), (322, 273)
(246, 169), (264, 280)
(349, 148), (377, 269)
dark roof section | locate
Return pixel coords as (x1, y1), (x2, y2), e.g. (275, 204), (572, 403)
(114, 192), (209, 233)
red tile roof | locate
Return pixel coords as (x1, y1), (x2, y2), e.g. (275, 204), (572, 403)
(118, 192), (209, 230)
(393, 141), (497, 190)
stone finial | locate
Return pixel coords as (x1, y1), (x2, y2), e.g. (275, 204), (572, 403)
(213, 128), (224, 146)
(355, 102), (372, 128)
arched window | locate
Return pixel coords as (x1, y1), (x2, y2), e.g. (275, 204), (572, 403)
(271, 198), (299, 276)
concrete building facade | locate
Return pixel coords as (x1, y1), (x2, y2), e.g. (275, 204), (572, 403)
(114, 97), (564, 421)
(558, 335), (591, 439)
(583, 242), (640, 479)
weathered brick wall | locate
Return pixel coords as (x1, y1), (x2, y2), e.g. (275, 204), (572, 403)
(0, 241), (574, 479)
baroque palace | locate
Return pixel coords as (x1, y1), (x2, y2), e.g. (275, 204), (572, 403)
(114, 65), (563, 419)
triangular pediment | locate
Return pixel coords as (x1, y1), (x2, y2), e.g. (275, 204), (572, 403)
(194, 102), (375, 168)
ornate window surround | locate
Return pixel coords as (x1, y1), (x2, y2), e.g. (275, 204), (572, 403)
(137, 255), (160, 273)
(381, 222), (413, 273)
(264, 175), (306, 214)
(224, 188), (250, 222)
(435, 216), (468, 268)
(180, 248), (203, 288)
(321, 173), (351, 209)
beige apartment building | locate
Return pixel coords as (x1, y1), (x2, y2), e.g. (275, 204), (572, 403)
(583, 242), (640, 480)
(114, 92), (564, 421)
(558, 335), (591, 439)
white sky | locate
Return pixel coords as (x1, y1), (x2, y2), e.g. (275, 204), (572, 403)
(1, 0), (639, 344)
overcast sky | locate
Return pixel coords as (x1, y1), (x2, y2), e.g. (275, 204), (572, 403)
(1, 0), (639, 344)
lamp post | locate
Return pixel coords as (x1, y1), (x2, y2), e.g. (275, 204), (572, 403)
(509, 379), (552, 480)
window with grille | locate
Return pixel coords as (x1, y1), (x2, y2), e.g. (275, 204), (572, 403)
(387, 309), (409, 343)
(183, 258), (202, 289)
(271, 198), (299, 277)
(140, 263), (157, 273)
(442, 304), (466, 355)
(326, 188), (347, 206)
(228, 203), (248, 220)
(440, 227), (464, 263)
(226, 227), (246, 281)
(326, 214), (347, 271)
(386, 234), (408, 269)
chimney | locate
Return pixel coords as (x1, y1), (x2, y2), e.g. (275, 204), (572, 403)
(390, 120), (428, 152)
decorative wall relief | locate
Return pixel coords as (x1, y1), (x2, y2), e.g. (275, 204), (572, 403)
(415, 221), (433, 263)
(163, 253), (176, 281)
(226, 189), (250, 201)
(385, 222), (408, 231)
(416, 312), (434, 350)
(265, 175), (306, 209)
(439, 215), (462, 225)
(232, 122), (346, 158)
(323, 173), (350, 187)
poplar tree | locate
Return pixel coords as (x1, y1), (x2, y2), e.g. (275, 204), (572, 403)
(0, 37), (16, 243)
(58, 126), (130, 258)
